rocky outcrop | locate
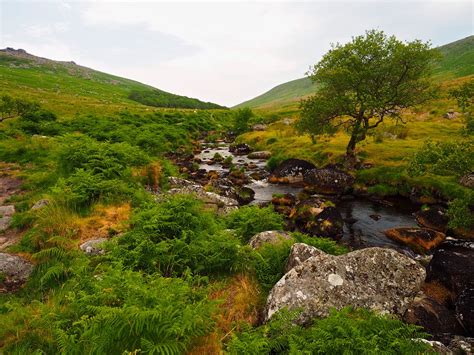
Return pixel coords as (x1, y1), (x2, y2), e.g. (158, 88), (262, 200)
(290, 198), (344, 240)
(384, 227), (446, 253)
(265, 246), (425, 323)
(80, 238), (108, 256)
(168, 177), (239, 214)
(0, 253), (33, 292)
(0, 205), (15, 232)
(269, 159), (316, 185)
(303, 167), (354, 195)
(248, 151), (272, 160)
(249, 231), (292, 250)
(459, 173), (474, 189)
(415, 205), (449, 233)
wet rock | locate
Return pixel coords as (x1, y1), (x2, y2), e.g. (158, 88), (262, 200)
(409, 189), (440, 205)
(80, 238), (108, 256)
(249, 231), (293, 249)
(404, 294), (465, 337)
(369, 214), (381, 221)
(31, 199), (50, 210)
(269, 159), (316, 185)
(252, 124), (267, 131)
(384, 227), (446, 253)
(426, 240), (474, 296)
(0, 205), (15, 232)
(415, 205), (449, 233)
(447, 336), (474, 353)
(264, 246), (425, 323)
(0, 253), (33, 292)
(229, 143), (252, 155)
(303, 167), (354, 195)
(290, 198), (344, 240)
(459, 173), (474, 189)
(456, 287), (474, 336)
(285, 243), (324, 272)
(271, 193), (296, 207)
(248, 151), (272, 160)
(235, 187), (255, 205)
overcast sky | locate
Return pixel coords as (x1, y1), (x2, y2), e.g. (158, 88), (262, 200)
(1, 1), (472, 106)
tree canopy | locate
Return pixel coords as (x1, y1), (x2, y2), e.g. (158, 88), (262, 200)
(297, 30), (438, 160)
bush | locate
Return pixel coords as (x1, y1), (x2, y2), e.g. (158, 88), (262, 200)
(447, 197), (474, 230)
(225, 205), (284, 242)
(227, 307), (430, 354)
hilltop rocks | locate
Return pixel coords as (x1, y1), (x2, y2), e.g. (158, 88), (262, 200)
(249, 231), (292, 249)
(290, 198), (344, 240)
(415, 206), (449, 233)
(248, 151), (272, 160)
(0, 253), (33, 292)
(264, 246), (425, 323)
(269, 159), (316, 185)
(303, 167), (354, 195)
(0, 205), (15, 232)
(80, 238), (108, 256)
(384, 227), (446, 253)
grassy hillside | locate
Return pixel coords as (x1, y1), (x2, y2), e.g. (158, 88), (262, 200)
(236, 35), (474, 110)
(0, 48), (224, 117)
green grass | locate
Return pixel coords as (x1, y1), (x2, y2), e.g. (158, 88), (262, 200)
(236, 36), (474, 111)
(0, 50), (223, 117)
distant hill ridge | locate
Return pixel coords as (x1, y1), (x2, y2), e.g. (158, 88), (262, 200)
(235, 35), (474, 109)
(0, 47), (225, 112)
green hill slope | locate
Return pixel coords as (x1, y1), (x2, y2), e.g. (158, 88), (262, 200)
(0, 48), (224, 116)
(235, 35), (474, 110)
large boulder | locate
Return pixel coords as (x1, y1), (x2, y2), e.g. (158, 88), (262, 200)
(269, 159), (316, 185)
(290, 198), (344, 240)
(415, 205), (449, 233)
(0, 253), (33, 292)
(303, 167), (354, 195)
(284, 243), (324, 272)
(249, 231), (292, 250)
(0, 205), (15, 232)
(404, 294), (465, 337)
(384, 227), (446, 253)
(265, 246), (425, 323)
(80, 238), (108, 256)
(426, 240), (474, 296)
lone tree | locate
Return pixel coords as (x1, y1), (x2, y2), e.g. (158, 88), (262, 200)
(298, 30), (437, 161)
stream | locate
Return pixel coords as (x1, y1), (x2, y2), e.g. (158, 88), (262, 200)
(196, 142), (420, 252)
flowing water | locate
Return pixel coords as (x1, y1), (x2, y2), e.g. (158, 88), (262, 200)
(196, 142), (419, 251)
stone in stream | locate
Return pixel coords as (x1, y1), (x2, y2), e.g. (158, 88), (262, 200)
(269, 159), (316, 185)
(229, 143), (252, 155)
(0, 205), (15, 232)
(248, 151), (272, 160)
(0, 252), (33, 292)
(248, 231), (292, 250)
(290, 198), (344, 240)
(264, 246), (425, 323)
(415, 205), (449, 233)
(302, 166), (354, 195)
(384, 227), (446, 253)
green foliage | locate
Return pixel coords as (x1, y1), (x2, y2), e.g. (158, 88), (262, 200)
(447, 197), (474, 230)
(233, 107), (254, 134)
(298, 29), (437, 157)
(227, 307), (430, 354)
(225, 205), (284, 242)
(129, 88), (226, 109)
(450, 79), (474, 134)
(407, 140), (474, 177)
(113, 195), (245, 276)
(0, 94), (40, 120)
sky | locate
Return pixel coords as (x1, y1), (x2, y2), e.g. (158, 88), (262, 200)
(1, 1), (472, 106)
